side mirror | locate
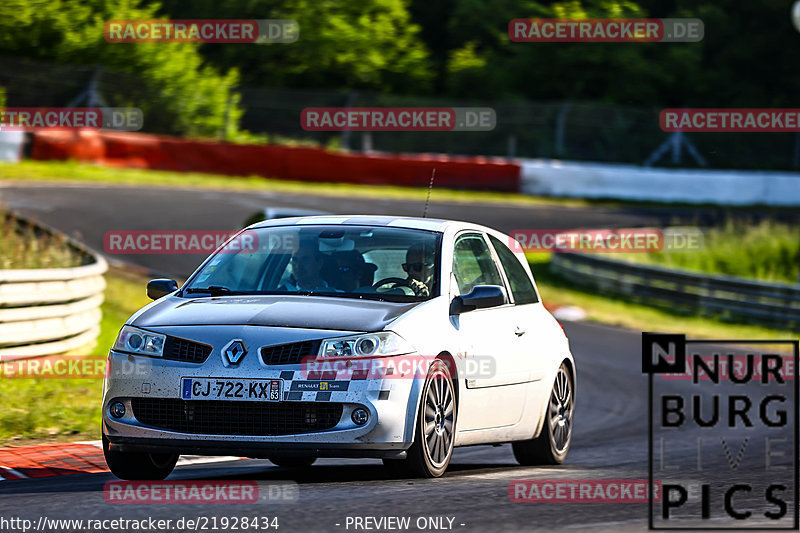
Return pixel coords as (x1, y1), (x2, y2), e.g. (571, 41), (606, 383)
(147, 278), (179, 300)
(449, 285), (507, 315)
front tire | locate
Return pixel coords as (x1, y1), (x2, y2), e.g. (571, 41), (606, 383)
(102, 434), (179, 480)
(384, 359), (456, 478)
(513, 363), (573, 465)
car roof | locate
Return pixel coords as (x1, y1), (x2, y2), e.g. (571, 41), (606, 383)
(248, 215), (495, 234)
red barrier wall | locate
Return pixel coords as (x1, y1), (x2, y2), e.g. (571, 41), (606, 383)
(31, 130), (520, 192)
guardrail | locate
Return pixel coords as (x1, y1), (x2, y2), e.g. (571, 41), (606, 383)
(550, 253), (800, 328)
(0, 217), (107, 360)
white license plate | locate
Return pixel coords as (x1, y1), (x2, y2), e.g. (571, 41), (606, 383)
(181, 378), (282, 401)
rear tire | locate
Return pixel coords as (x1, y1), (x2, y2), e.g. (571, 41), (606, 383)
(513, 363), (573, 466)
(268, 456), (316, 468)
(102, 433), (179, 480)
(384, 359), (456, 478)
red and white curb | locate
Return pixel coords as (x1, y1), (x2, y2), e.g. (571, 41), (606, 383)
(0, 441), (243, 481)
(543, 302), (587, 323)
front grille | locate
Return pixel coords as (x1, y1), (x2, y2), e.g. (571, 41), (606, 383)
(261, 341), (321, 365)
(131, 399), (342, 435)
(163, 336), (212, 363)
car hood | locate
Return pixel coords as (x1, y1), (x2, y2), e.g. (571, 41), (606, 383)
(131, 294), (421, 332)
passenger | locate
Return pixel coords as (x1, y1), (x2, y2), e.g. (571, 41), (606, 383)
(402, 242), (435, 297)
(283, 248), (330, 292)
(328, 250), (377, 292)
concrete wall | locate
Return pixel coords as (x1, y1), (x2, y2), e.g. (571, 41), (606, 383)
(520, 159), (800, 206)
(27, 130), (800, 206)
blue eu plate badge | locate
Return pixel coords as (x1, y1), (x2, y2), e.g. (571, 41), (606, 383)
(182, 378), (192, 400)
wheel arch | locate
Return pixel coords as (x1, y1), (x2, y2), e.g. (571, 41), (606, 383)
(531, 354), (576, 439)
(407, 351), (461, 444)
(561, 355), (576, 392)
(436, 351), (460, 413)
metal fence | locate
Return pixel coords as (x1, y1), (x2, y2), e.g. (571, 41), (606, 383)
(0, 217), (107, 359)
(2, 56), (800, 171)
(237, 89), (800, 171)
(550, 253), (800, 329)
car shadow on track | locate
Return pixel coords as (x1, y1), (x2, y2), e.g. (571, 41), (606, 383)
(180, 457), (575, 485)
(0, 459), (566, 496)
(0, 443), (573, 494)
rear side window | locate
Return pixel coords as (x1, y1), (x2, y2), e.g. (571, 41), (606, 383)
(489, 235), (539, 304)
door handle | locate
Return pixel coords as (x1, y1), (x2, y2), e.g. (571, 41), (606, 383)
(514, 326), (526, 337)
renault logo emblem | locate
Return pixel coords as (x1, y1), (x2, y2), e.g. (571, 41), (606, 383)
(222, 339), (248, 364)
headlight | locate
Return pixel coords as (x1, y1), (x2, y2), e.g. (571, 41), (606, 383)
(113, 325), (166, 357)
(319, 332), (415, 358)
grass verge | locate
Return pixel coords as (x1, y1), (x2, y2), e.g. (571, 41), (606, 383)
(530, 253), (800, 339)
(613, 219), (800, 283)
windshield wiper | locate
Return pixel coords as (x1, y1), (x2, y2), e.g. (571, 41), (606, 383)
(184, 285), (239, 296)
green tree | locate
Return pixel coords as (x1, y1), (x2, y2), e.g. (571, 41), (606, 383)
(158, 0), (432, 93)
(434, 0), (703, 104)
(0, 0), (240, 137)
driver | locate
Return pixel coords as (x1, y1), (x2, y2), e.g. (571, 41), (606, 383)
(402, 242), (435, 297)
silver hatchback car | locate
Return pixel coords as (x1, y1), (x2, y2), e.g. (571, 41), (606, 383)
(102, 216), (575, 479)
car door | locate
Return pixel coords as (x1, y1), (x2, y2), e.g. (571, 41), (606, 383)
(487, 234), (550, 387)
(449, 232), (529, 430)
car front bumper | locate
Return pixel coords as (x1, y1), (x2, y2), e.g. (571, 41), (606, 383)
(102, 349), (422, 458)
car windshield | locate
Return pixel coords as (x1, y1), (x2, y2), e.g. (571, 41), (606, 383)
(181, 224), (442, 302)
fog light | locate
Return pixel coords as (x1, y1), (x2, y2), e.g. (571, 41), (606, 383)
(351, 408), (369, 425)
(110, 401), (126, 419)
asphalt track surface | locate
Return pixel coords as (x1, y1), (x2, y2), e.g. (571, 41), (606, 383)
(3, 182), (795, 278)
(0, 182), (796, 532)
